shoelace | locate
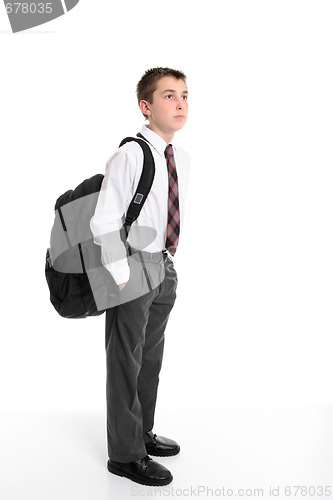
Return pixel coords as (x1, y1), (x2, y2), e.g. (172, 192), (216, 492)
(137, 455), (151, 468)
(146, 433), (157, 446)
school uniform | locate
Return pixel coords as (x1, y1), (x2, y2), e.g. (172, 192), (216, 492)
(90, 125), (190, 463)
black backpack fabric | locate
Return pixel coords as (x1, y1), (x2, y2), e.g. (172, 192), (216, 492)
(45, 137), (155, 318)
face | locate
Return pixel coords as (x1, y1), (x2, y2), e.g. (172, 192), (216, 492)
(140, 76), (189, 140)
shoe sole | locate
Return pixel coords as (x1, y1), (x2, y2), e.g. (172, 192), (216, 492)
(107, 461), (173, 487)
(145, 447), (180, 457)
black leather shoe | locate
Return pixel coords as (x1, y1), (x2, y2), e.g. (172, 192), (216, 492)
(107, 455), (173, 486)
(145, 431), (180, 457)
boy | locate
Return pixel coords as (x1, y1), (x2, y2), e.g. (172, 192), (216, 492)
(90, 67), (190, 486)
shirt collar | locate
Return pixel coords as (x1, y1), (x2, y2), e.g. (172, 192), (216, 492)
(139, 125), (177, 156)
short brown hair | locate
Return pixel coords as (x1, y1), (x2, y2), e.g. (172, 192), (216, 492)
(136, 67), (187, 119)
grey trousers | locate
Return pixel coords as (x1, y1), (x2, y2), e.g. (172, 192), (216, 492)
(105, 251), (177, 462)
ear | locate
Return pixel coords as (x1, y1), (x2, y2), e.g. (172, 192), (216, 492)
(139, 100), (152, 117)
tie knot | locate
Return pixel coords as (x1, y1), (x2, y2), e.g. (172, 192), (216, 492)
(164, 144), (173, 157)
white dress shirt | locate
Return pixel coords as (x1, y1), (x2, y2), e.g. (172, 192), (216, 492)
(90, 125), (191, 285)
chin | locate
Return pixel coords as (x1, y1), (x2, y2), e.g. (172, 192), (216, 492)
(173, 122), (186, 132)
(175, 124), (186, 132)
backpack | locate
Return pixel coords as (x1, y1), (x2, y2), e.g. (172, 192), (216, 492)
(45, 137), (155, 319)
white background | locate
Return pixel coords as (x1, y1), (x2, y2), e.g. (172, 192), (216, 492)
(1, 1), (333, 498)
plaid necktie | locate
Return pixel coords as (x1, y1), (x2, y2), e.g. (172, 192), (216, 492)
(164, 144), (180, 256)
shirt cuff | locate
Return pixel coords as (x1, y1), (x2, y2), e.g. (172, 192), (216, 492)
(103, 257), (130, 285)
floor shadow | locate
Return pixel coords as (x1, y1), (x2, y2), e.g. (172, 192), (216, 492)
(0, 30), (56, 34)
(49, 411), (107, 463)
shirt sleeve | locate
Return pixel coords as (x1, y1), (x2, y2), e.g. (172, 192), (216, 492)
(90, 146), (138, 285)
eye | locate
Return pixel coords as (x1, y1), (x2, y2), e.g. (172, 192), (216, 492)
(165, 94), (173, 99)
(181, 95), (188, 100)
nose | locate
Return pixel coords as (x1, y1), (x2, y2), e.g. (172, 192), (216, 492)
(176, 99), (184, 110)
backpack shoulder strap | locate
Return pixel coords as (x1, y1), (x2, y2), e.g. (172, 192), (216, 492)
(118, 137), (155, 227)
